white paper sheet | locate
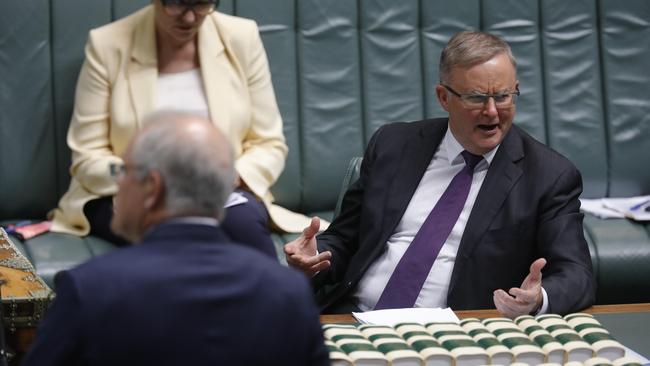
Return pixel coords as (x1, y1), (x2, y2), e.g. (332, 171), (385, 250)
(352, 307), (460, 326)
(580, 195), (650, 221)
(623, 345), (650, 364)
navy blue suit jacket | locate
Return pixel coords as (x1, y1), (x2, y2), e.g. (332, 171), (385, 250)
(22, 222), (328, 366)
(316, 118), (595, 314)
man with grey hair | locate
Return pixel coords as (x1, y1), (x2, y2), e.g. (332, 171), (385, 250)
(109, 111), (236, 243)
(286, 31), (595, 317)
(23, 112), (329, 366)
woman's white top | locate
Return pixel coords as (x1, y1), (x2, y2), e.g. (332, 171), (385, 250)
(156, 68), (209, 118)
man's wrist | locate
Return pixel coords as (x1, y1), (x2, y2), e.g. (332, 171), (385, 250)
(531, 287), (549, 315)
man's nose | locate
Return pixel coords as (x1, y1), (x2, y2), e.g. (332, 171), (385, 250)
(482, 97), (499, 117)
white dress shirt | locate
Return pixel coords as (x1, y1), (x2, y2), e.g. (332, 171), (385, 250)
(354, 127), (496, 311)
(353, 127), (549, 313)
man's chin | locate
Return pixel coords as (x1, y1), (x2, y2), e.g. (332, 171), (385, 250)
(469, 137), (501, 155)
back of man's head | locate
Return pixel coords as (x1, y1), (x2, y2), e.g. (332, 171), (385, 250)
(132, 111), (235, 220)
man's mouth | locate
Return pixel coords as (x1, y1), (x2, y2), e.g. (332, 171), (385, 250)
(478, 124), (499, 131)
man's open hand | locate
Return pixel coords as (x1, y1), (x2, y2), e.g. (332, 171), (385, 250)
(284, 217), (332, 277)
(493, 258), (546, 318)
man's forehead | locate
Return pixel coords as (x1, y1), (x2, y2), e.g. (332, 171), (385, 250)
(450, 52), (515, 72)
(449, 57), (516, 86)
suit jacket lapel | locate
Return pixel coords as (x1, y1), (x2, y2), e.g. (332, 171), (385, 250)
(127, 8), (157, 129)
(199, 15), (231, 131)
(376, 121), (448, 249)
(447, 127), (524, 295)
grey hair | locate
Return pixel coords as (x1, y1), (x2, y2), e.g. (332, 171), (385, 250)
(131, 111), (235, 219)
(439, 31), (517, 84)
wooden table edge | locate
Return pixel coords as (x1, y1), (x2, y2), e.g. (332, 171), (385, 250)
(320, 303), (650, 323)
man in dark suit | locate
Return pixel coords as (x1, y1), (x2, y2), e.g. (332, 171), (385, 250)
(285, 31), (595, 317)
(22, 112), (329, 366)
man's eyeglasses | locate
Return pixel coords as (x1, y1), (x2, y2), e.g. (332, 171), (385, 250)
(109, 163), (147, 181)
(442, 84), (520, 110)
(161, 0), (218, 17)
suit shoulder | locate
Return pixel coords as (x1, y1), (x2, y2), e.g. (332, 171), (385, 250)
(253, 253), (309, 287)
(202, 12), (263, 72)
(217, 242), (306, 283)
(213, 11), (258, 32)
(65, 244), (143, 280)
(234, 246), (312, 290)
(371, 118), (447, 142)
(210, 12), (259, 48)
(224, 246), (316, 311)
(513, 126), (580, 175)
(365, 118), (447, 154)
(88, 6), (149, 47)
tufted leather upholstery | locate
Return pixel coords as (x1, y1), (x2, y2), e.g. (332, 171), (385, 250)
(0, 0), (648, 304)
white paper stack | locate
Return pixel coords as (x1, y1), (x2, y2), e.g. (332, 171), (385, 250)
(352, 307), (460, 326)
(580, 195), (650, 220)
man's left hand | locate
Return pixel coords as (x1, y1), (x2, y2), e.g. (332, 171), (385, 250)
(493, 258), (546, 319)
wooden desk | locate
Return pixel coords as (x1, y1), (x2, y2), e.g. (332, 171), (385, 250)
(320, 303), (650, 323)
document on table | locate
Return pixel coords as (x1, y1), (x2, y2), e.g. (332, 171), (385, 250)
(352, 307), (460, 326)
(580, 195), (650, 221)
(623, 346), (649, 364)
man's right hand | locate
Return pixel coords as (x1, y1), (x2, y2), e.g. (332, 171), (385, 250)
(284, 217), (332, 277)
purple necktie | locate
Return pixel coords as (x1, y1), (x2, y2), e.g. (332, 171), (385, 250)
(374, 151), (483, 309)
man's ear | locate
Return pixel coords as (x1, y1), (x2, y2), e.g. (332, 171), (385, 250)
(435, 84), (450, 112)
(143, 171), (165, 211)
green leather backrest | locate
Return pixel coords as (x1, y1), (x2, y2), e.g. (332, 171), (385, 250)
(0, 0), (57, 219)
(0, 0), (149, 220)
(0, 0), (648, 221)
(599, 1), (650, 196)
(245, 0), (650, 210)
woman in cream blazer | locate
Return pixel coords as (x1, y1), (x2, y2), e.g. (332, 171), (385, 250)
(51, 2), (312, 253)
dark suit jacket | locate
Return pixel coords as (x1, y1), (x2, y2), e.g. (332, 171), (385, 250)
(315, 118), (596, 315)
(22, 222), (328, 366)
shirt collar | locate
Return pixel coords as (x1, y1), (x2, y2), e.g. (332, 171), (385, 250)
(163, 216), (220, 226)
(142, 216), (220, 239)
(442, 125), (500, 170)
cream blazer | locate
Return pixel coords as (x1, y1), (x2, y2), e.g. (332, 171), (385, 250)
(51, 6), (315, 235)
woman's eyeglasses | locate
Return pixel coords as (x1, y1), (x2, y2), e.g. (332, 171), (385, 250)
(161, 0), (218, 16)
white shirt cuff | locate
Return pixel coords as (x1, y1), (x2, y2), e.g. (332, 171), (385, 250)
(533, 287), (549, 315)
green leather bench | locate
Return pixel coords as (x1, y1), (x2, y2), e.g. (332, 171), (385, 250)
(1, 0), (649, 305)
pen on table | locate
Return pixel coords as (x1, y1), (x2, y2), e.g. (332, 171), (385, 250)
(629, 199), (650, 211)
